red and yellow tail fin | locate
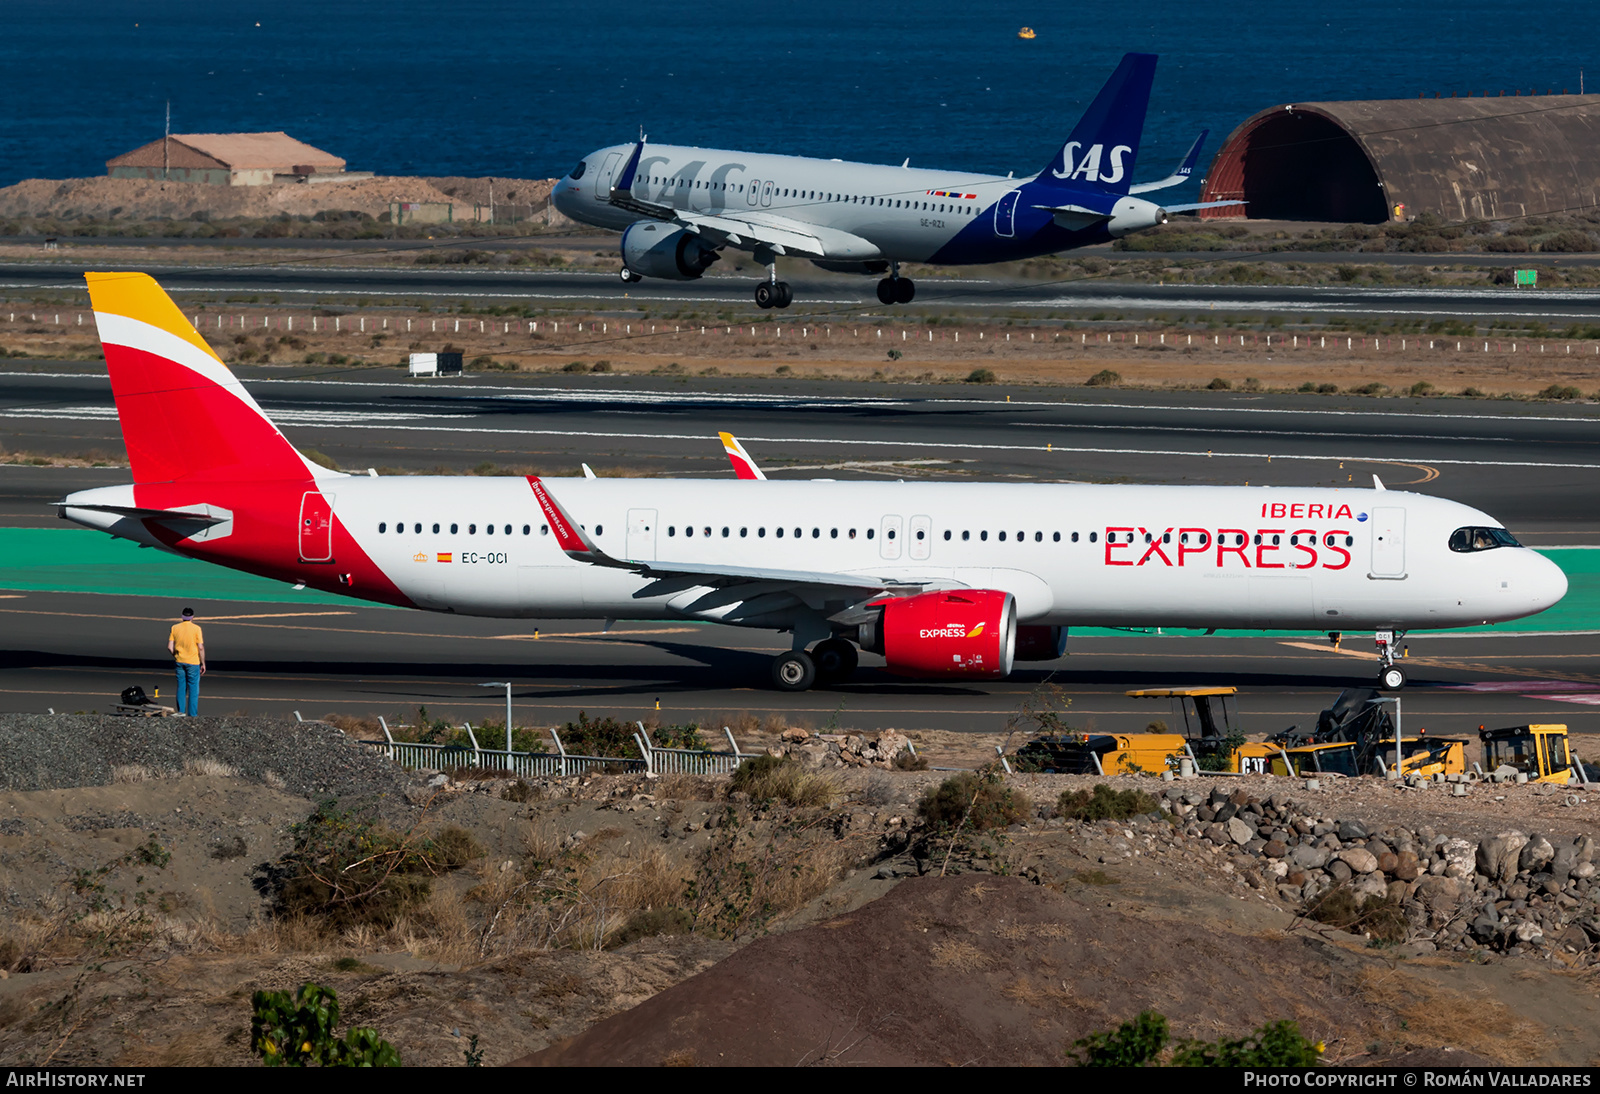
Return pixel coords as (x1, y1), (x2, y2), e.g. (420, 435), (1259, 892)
(85, 272), (330, 484)
(719, 431), (766, 480)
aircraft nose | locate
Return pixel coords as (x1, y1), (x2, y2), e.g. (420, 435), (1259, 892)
(551, 178), (576, 214)
(1528, 550), (1569, 612)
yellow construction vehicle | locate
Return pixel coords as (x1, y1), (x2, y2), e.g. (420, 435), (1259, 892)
(1014, 731), (1192, 775)
(1266, 742), (1362, 778)
(1479, 724), (1594, 784)
(1394, 735), (1468, 779)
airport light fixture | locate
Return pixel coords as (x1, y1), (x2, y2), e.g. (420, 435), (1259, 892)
(480, 682), (512, 752)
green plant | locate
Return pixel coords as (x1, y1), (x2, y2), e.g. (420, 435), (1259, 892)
(1072, 1010), (1170, 1066)
(1057, 784), (1158, 822)
(1085, 368), (1121, 387)
(1207, 377), (1232, 390)
(966, 367), (996, 383)
(1408, 381), (1436, 397)
(1169, 1020), (1324, 1066)
(918, 770), (1029, 833)
(1194, 729), (1246, 772)
(1071, 1010), (1323, 1067)
(251, 982), (400, 1067)
(464, 1034), (482, 1067)
(562, 360), (590, 372)
(886, 348), (904, 361)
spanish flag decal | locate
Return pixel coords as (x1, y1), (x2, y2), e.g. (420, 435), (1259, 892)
(437, 552), (453, 563)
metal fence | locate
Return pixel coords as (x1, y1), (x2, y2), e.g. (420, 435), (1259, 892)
(361, 719), (756, 778)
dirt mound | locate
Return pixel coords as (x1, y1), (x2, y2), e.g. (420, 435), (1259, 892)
(0, 175), (554, 222)
(517, 874), (1377, 1067)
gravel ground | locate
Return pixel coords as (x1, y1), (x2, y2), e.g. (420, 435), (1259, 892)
(0, 713), (418, 820)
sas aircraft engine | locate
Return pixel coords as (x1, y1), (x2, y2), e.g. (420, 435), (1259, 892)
(857, 589), (1017, 679)
(621, 222), (720, 280)
(1106, 196), (1168, 238)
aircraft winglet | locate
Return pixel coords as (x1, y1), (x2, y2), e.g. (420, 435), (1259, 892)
(719, 432), (767, 480)
(527, 476), (604, 560)
(1129, 129), (1208, 195)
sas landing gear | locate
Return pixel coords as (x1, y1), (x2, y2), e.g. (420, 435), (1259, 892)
(769, 638), (859, 691)
(619, 267), (640, 283)
(1375, 629), (1408, 690)
(875, 276), (915, 305)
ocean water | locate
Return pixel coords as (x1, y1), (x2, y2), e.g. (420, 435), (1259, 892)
(3, 0), (1593, 199)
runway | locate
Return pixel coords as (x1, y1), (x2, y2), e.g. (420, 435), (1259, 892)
(2, 367), (1598, 734)
(6, 588), (1600, 741)
(4, 260), (1600, 323)
(3, 367), (1598, 542)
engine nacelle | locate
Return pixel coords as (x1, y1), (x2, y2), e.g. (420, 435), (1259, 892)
(1106, 196), (1168, 238)
(1014, 625), (1067, 662)
(620, 222), (719, 280)
(858, 589), (1016, 679)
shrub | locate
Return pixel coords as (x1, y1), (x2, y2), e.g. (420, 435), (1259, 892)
(1408, 381), (1436, 397)
(1085, 368), (1121, 387)
(1348, 382), (1388, 395)
(1206, 377), (1231, 390)
(893, 749), (929, 771)
(1540, 230), (1595, 253)
(591, 360), (613, 373)
(272, 802), (479, 930)
(966, 367), (996, 383)
(1482, 235), (1530, 252)
(562, 360), (590, 372)
(1538, 384), (1582, 400)
(1317, 383), (1339, 394)
(608, 907), (693, 948)
(1057, 784), (1159, 821)
(1073, 1010), (1170, 1066)
(1170, 1021), (1324, 1066)
(1461, 386), (1487, 397)
(251, 982), (400, 1067)
(729, 755), (836, 807)
(886, 348), (903, 361)
(918, 770), (1029, 832)
(1304, 883), (1408, 943)
(1071, 1009), (1323, 1067)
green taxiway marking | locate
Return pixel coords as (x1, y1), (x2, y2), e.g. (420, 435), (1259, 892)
(0, 529), (1592, 634)
(0, 528), (352, 605)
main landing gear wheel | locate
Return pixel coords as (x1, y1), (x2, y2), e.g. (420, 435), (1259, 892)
(875, 277), (916, 305)
(619, 267), (639, 283)
(771, 650), (817, 692)
(811, 638), (858, 684)
(1379, 665), (1407, 691)
(755, 281), (793, 309)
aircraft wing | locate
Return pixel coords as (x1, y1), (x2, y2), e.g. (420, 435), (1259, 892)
(527, 476), (928, 601)
(1128, 130), (1208, 195)
(1165, 200), (1247, 214)
(606, 140), (877, 260)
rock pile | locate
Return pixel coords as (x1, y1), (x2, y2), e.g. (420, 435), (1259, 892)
(1161, 784), (1600, 958)
(778, 729), (913, 769)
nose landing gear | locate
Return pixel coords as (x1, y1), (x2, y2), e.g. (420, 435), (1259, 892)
(1376, 630), (1408, 690)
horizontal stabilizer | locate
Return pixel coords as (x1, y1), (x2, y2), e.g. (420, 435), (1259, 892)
(1164, 200), (1247, 214)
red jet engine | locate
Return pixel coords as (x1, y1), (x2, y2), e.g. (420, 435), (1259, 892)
(859, 589), (1017, 679)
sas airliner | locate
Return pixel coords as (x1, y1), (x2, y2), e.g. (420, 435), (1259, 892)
(61, 273), (1566, 692)
(552, 52), (1233, 309)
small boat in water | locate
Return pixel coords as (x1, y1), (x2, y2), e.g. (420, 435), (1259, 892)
(1018, 26), (1036, 39)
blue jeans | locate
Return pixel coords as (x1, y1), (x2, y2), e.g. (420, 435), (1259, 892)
(174, 663), (201, 716)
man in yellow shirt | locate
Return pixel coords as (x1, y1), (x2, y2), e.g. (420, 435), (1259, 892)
(166, 607), (206, 717)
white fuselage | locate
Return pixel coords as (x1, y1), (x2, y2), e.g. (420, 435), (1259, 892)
(151, 477), (1560, 632)
(551, 142), (1032, 264)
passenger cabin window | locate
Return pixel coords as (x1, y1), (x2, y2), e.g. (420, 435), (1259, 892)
(1450, 527), (1521, 552)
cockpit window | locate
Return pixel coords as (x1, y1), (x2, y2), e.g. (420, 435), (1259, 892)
(1449, 526), (1521, 552)
(569, 160), (587, 180)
